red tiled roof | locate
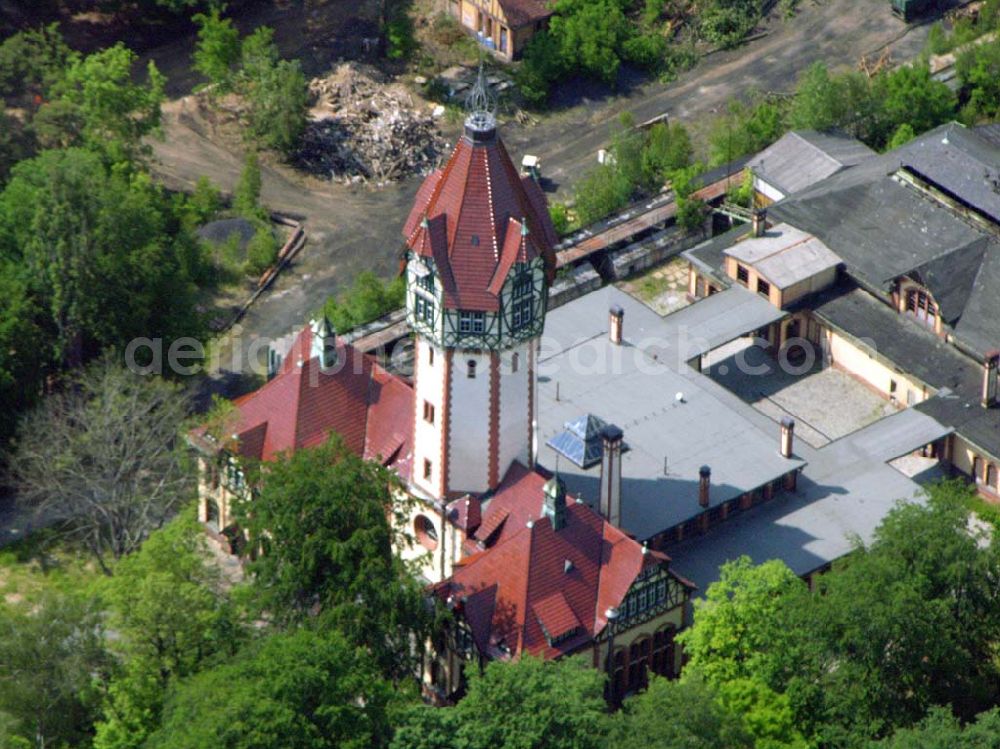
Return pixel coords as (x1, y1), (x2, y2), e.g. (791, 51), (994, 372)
(473, 461), (548, 548)
(403, 129), (558, 312)
(437, 464), (683, 661)
(447, 495), (482, 532)
(204, 324), (413, 479)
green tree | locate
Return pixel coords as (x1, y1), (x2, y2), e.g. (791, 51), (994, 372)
(391, 656), (611, 749)
(678, 557), (803, 687)
(700, 0), (762, 47)
(233, 26), (308, 153)
(957, 37), (1000, 119)
(572, 163), (632, 226)
(641, 121), (693, 187)
(146, 629), (402, 749)
(0, 148), (204, 368)
(0, 271), (45, 442)
(245, 57), (309, 153)
(887, 122), (916, 150)
(873, 65), (955, 148)
(0, 23), (74, 100)
(246, 223), (279, 274)
(786, 63), (876, 138)
(10, 355), (195, 574)
(709, 97), (785, 166)
(192, 7), (241, 89)
(515, 30), (565, 107)
(875, 707), (1000, 749)
(237, 435), (431, 680)
(671, 165), (708, 231)
(0, 593), (110, 749)
(613, 674), (752, 749)
(94, 508), (241, 749)
(324, 270), (406, 332)
(549, 0), (632, 85)
(234, 151), (264, 219)
(42, 43), (165, 164)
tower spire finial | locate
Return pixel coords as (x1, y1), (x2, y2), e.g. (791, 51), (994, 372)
(464, 64), (497, 139)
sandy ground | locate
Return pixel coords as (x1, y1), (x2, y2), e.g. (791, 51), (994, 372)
(146, 0), (936, 374)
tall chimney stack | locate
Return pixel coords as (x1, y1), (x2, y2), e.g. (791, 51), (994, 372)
(751, 208), (766, 238)
(609, 305), (624, 346)
(780, 416), (796, 458)
(982, 351), (999, 409)
(698, 465), (711, 508)
(600, 424), (624, 527)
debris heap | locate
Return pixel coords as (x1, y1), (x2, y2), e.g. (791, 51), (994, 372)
(294, 63), (446, 186)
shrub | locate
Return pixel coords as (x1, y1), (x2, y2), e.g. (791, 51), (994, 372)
(246, 224), (279, 275)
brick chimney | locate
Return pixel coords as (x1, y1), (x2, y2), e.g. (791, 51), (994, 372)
(751, 208), (766, 238)
(780, 416), (795, 458)
(982, 350), (999, 408)
(542, 475), (568, 531)
(698, 465), (711, 508)
(609, 305), (624, 346)
(600, 424), (624, 527)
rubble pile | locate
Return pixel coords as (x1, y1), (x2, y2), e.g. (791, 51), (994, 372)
(294, 63), (446, 185)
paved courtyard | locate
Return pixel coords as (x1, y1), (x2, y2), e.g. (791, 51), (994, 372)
(617, 257), (692, 315)
(704, 338), (897, 448)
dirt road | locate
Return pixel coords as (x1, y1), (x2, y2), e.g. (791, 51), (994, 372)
(148, 0), (933, 375)
(504, 0), (933, 195)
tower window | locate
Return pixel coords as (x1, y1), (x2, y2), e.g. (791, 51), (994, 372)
(428, 347), (434, 366)
(511, 352), (519, 373)
(459, 311), (486, 335)
(417, 270), (435, 293)
(414, 296), (435, 324)
(512, 296), (533, 330)
(423, 400), (435, 424)
(467, 360), (477, 378)
(513, 275), (532, 299)
(423, 459), (433, 480)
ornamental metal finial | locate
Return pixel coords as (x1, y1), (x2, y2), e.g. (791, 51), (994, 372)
(464, 64), (497, 135)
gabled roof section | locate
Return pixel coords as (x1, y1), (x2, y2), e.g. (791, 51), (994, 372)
(403, 127), (558, 312)
(748, 129), (875, 196)
(436, 466), (684, 661)
(498, 0), (553, 27)
(195, 323), (413, 477)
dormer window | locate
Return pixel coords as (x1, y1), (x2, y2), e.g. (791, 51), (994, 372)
(459, 311), (486, 335)
(905, 287), (937, 328)
(414, 296), (435, 324)
(512, 295), (533, 330)
(417, 270), (435, 293)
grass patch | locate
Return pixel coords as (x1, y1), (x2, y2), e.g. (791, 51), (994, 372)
(0, 529), (103, 607)
(966, 492), (1000, 528)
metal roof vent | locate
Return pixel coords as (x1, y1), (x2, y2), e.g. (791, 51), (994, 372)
(564, 559), (574, 573)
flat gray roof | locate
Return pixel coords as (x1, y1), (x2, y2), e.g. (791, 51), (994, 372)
(655, 285), (786, 359)
(667, 408), (952, 589)
(537, 287), (804, 540)
(724, 223), (842, 290)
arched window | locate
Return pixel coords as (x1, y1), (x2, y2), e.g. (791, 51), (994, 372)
(205, 498), (220, 526)
(612, 649), (627, 699)
(415, 514), (439, 551)
(467, 360), (477, 379)
(905, 288), (937, 328)
(511, 352), (519, 373)
(627, 638), (651, 693)
(651, 626), (676, 678)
